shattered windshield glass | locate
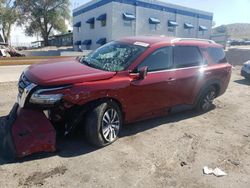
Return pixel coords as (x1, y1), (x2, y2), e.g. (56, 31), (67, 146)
(81, 41), (146, 71)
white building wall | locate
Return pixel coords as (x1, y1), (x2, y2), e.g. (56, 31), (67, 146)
(73, 0), (213, 50)
(111, 2), (136, 40)
(73, 2), (113, 50)
(135, 6), (168, 36)
(197, 18), (213, 39)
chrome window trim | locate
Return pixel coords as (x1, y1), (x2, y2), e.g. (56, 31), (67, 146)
(147, 65), (208, 74)
(129, 64), (207, 75)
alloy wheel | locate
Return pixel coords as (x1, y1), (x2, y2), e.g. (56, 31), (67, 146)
(201, 90), (216, 111)
(101, 108), (120, 142)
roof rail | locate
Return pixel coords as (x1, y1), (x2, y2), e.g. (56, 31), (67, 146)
(171, 38), (216, 44)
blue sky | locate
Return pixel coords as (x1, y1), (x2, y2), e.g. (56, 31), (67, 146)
(11, 0), (250, 46)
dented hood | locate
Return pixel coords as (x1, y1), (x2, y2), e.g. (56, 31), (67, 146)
(24, 58), (116, 86)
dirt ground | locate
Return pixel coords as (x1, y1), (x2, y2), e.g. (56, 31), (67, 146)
(0, 67), (249, 188)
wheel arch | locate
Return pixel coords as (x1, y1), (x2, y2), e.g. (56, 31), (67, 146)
(79, 97), (125, 120)
(194, 79), (221, 106)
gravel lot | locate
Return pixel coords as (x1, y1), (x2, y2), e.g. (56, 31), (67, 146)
(0, 67), (250, 188)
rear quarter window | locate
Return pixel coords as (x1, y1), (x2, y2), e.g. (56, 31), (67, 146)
(207, 47), (227, 64)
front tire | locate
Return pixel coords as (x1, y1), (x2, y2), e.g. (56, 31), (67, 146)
(196, 86), (216, 112)
(84, 101), (122, 147)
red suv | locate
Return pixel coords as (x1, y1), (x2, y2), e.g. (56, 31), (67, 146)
(17, 36), (232, 147)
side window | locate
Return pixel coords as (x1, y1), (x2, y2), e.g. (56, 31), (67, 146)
(207, 47), (227, 64)
(138, 47), (173, 72)
(173, 46), (203, 68)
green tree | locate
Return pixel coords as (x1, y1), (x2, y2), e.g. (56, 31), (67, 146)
(16, 0), (70, 46)
(0, 0), (18, 44)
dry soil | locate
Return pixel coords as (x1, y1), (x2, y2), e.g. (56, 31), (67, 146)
(0, 67), (249, 188)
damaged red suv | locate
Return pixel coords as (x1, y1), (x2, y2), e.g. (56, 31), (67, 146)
(1, 36), (232, 160)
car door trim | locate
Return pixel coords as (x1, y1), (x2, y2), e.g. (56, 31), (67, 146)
(147, 65), (207, 74)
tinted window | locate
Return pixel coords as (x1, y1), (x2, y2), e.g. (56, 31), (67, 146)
(207, 47), (227, 64)
(173, 46), (203, 68)
(138, 47), (173, 71)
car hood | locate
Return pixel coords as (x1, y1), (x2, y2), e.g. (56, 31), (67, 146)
(24, 58), (116, 86)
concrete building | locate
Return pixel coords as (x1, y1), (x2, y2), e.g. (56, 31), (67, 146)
(48, 32), (73, 47)
(73, 0), (213, 50)
(31, 32), (73, 48)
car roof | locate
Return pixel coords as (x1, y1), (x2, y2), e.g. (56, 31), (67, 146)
(118, 35), (222, 48)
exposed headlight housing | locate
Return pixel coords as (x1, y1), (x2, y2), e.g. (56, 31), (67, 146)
(30, 93), (63, 105)
(29, 86), (70, 106)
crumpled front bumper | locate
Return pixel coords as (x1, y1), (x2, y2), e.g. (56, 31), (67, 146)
(0, 103), (56, 162)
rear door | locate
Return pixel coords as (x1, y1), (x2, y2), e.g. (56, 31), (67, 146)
(169, 45), (206, 106)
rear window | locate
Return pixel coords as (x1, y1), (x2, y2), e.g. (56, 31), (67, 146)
(173, 46), (203, 68)
(207, 47), (227, 64)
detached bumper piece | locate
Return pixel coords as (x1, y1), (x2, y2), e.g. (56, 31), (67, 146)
(0, 103), (56, 162)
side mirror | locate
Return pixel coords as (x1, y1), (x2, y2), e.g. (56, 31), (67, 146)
(139, 66), (148, 80)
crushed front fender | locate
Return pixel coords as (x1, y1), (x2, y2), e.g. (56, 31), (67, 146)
(0, 103), (56, 162)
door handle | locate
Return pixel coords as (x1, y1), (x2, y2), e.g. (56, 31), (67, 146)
(166, 78), (176, 83)
(205, 72), (212, 75)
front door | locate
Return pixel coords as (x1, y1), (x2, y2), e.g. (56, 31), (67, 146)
(126, 46), (176, 122)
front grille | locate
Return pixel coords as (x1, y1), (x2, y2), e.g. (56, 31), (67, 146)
(18, 74), (31, 97)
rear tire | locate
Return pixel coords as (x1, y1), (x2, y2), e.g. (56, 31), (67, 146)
(84, 101), (122, 147)
(196, 86), (216, 112)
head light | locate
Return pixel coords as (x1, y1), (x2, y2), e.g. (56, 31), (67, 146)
(29, 86), (69, 105)
(30, 93), (63, 105)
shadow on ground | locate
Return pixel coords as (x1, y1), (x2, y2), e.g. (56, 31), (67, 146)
(234, 79), (250, 86)
(0, 106), (215, 165)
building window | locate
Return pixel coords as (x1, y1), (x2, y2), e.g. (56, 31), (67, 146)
(122, 13), (135, 27)
(82, 39), (92, 50)
(97, 14), (107, 27)
(74, 22), (81, 32)
(184, 23), (194, 29)
(90, 23), (94, 29)
(168, 20), (178, 32)
(101, 20), (106, 27)
(86, 18), (95, 29)
(149, 17), (160, 31)
(150, 24), (158, 31)
(74, 41), (82, 51)
(199, 25), (208, 35)
(96, 38), (107, 46)
(168, 27), (175, 32)
(123, 20), (132, 27)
